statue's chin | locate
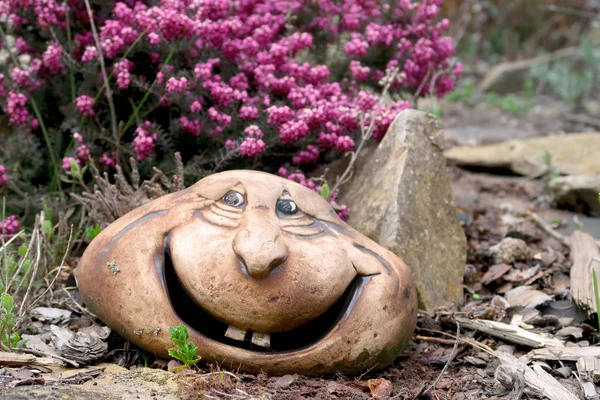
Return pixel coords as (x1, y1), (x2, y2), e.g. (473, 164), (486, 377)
(164, 250), (372, 352)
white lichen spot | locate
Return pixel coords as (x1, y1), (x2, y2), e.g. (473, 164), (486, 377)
(146, 328), (161, 336)
(107, 260), (120, 275)
(133, 329), (143, 336)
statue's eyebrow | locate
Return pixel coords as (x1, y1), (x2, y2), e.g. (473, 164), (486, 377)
(280, 190), (292, 198)
(230, 182), (246, 195)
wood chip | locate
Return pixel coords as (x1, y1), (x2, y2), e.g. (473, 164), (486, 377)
(577, 356), (600, 382)
(0, 351), (65, 367)
(570, 230), (600, 315)
(456, 317), (565, 348)
(481, 264), (512, 285)
(527, 346), (600, 361)
(495, 352), (578, 400)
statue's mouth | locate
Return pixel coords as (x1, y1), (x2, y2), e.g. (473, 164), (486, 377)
(163, 250), (373, 353)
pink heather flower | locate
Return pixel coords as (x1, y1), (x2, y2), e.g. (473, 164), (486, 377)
(189, 100), (202, 113)
(349, 60), (370, 80)
(0, 216), (20, 239)
(207, 108), (231, 127)
(114, 2), (134, 24)
(99, 152), (117, 169)
(62, 156), (81, 171)
(75, 95), (94, 116)
(0, 74), (6, 97)
(239, 106), (258, 120)
(179, 116), (202, 136)
(148, 32), (161, 45)
(204, 81), (233, 107)
(42, 43), (63, 74)
(81, 46), (98, 62)
(334, 203), (349, 220)
(11, 67), (32, 89)
(115, 59), (133, 89)
(194, 59), (219, 80)
(224, 139), (237, 150)
(336, 135), (355, 153)
(317, 132), (339, 149)
(74, 133), (83, 143)
(292, 145), (320, 165)
(31, 119), (39, 130)
(243, 125), (263, 138)
(34, 0), (66, 28)
(240, 137), (266, 157)
(76, 144), (90, 163)
(266, 106), (294, 127)
(356, 91), (378, 112)
(15, 38), (31, 54)
(166, 77), (188, 94)
(279, 120), (309, 145)
(0, 165), (8, 187)
(344, 34), (369, 57)
(132, 122), (157, 161)
(3, 91), (29, 126)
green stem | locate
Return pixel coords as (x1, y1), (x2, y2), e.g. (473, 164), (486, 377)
(78, 28), (148, 129)
(65, 7), (76, 103)
(121, 46), (177, 136)
(0, 24), (61, 192)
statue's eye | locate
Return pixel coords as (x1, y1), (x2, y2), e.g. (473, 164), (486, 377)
(276, 199), (298, 216)
(222, 191), (245, 207)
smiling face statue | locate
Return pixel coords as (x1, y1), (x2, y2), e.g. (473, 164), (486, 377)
(76, 170), (417, 375)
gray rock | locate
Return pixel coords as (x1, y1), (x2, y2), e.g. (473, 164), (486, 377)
(336, 110), (466, 309)
(490, 238), (531, 264)
(479, 47), (583, 94)
(549, 175), (600, 215)
(0, 368), (181, 400)
(445, 132), (600, 178)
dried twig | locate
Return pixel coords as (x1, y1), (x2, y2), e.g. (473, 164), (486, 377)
(71, 154), (184, 226)
(18, 348), (79, 367)
(330, 67), (399, 195)
(62, 287), (97, 318)
(413, 322), (461, 399)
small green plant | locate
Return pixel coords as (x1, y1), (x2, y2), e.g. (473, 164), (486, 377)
(318, 183), (332, 201)
(85, 224), (102, 242)
(486, 93), (534, 114)
(445, 79), (475, 105)
(529, 41), (598, 107)
(424, 104), (443, 119)
(593, 269), (600, 335)
(168, 324), (200, 368)
(0, 293), (22, 349)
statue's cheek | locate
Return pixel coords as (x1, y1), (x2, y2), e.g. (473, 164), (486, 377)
(167, 220), (238, 296)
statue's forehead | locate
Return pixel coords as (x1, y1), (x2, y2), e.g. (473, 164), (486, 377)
(192, 171), (287, 201)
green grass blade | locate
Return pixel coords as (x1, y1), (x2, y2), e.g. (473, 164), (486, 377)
(593, 268), (600, 334)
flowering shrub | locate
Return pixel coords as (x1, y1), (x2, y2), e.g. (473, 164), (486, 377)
(0, 215), (19, 239)
(0, 0), (459, 221)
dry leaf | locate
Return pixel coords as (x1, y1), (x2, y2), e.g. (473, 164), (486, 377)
(368, 378), (392, 398)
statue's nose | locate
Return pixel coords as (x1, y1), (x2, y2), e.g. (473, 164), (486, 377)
(233, 211), (288, 279)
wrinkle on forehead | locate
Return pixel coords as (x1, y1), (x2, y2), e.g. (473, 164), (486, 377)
(191, 170), (340, 222)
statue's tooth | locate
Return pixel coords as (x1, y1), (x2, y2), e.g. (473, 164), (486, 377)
(251, 332), (270, 348)
(224, 325), (246, 341)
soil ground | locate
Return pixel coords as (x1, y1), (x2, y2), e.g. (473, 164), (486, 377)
(1, 98), (599, 399)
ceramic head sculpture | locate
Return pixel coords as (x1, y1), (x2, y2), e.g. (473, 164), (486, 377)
(76, 170), (417, 375)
